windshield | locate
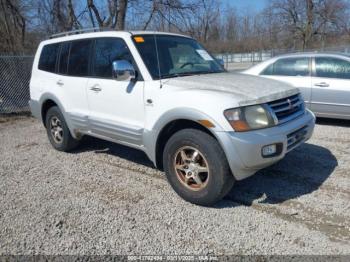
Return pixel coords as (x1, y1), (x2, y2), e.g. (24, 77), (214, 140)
(132, 34), (225, 79)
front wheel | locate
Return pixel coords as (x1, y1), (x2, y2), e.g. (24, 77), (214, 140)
(163, 129), (235, 206)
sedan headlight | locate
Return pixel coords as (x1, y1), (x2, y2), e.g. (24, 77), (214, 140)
(224, 105), (276, 132)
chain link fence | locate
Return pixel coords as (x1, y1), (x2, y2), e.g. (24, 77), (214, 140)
(0, 56), (34, 114)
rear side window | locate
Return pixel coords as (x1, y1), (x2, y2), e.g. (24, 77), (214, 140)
(93, 38), (134, 78)
(68, 39), (92, 77)
(315, 57), (350, 79)
(38, 43), (59, 73)
(58, 42), (70, 75)
(261, 57), (310, 76)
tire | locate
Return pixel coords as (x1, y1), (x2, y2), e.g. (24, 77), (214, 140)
(45, 106), (79, 152)
(163, 128), (235, 206)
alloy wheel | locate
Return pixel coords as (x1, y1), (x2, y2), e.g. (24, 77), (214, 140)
(173, 146), (210, 191)
(49, 116), (63, 144)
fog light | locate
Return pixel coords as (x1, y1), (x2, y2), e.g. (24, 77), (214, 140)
(262, 144), (277, 157)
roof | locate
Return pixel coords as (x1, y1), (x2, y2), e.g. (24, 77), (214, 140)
(129, 31), (190, 38)
(273, 51), (350, 59)
(47, 28), (190, 42)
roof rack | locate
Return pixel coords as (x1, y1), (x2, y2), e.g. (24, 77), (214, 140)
(49, 27), (111, 39)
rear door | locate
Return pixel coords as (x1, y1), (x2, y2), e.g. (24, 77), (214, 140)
(86, 37), (145, 146)
(260, 57), (312, 107)
(35, 42), (60, 99)
(311, 56), (350, 119)
(56, 39), (92, 132)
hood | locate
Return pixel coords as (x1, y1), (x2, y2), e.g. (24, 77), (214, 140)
(161, 72), (299, 106)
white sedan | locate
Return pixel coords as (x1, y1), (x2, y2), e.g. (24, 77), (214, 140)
(243, 53), (350, 120)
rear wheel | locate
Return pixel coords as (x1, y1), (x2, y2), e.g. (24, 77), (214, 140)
(163, 129), (235, 206)
(45, 106), (79, 152)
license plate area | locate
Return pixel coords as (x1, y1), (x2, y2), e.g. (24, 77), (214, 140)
(287, 125), (308, 151)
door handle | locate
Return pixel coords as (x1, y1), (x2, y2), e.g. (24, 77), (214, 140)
(314, 82), (329, 87)
(56, 80), (64, 86)
(90, 85), (102, 92)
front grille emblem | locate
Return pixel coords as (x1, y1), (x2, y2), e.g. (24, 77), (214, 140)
(268, 95), (303, 124)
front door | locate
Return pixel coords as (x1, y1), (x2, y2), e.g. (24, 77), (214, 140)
(86, 37), (145, 146)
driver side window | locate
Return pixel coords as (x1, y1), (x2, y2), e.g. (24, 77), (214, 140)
(93, 38), (134, 79)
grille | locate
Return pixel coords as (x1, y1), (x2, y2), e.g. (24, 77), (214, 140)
(267, 94), (305, 124)
(287, 126), (308, 151)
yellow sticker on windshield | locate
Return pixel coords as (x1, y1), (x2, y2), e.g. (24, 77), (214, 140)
(134, 36), (144, 43)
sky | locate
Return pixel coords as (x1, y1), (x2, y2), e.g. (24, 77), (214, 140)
(222, 0), (268, 12)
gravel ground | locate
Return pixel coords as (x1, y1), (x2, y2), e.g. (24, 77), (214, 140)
(0, 116), (349, 255)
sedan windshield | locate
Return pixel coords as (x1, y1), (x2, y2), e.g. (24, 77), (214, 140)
(133, 34), (224, 80)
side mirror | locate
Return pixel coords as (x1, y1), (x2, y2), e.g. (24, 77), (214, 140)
(216, 58), (225, 67)
(112, 60), (136, 81)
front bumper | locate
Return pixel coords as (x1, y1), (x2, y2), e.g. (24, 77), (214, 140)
(216, 109), (316, 180)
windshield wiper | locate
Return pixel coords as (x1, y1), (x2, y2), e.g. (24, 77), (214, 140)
(188, 70), (223, 75)
(160, 72), (195, 79)
(160, 70), (223, 79)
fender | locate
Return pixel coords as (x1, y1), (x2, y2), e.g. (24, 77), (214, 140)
(38, 93), (79, 139)
(142, 107), (225, 166)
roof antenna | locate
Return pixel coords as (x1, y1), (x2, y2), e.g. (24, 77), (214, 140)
(153, 34), (163, 88)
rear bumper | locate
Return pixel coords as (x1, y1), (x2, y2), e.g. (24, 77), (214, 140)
(29, 99), (41, 120)
(216, 109), (316, 180)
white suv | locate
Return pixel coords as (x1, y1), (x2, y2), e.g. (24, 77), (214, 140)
(29, 30), (315, 206)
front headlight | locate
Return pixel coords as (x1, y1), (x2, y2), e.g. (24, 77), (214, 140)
(224, 105), (276, 132)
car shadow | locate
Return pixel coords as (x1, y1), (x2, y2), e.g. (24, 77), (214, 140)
(316, 117), (350, 128)
(71, 136), (156, 169)
(71, 137), (337, 208)
(221, 143), (338, 207)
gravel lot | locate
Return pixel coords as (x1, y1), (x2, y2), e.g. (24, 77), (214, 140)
(0, 116), (349, 255)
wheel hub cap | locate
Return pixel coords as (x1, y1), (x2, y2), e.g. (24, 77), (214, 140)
(174, 146), (209, 191)
(50, 116), (63, 144)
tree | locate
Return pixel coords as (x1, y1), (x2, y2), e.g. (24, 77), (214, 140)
(0, 0), (26, 53)
(87, 0), (128, 29)
(269, 0), (308, 49)
(305, 0), (315, 49)
(2, 0), (350, 54)
(315, 0), (348, 48)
